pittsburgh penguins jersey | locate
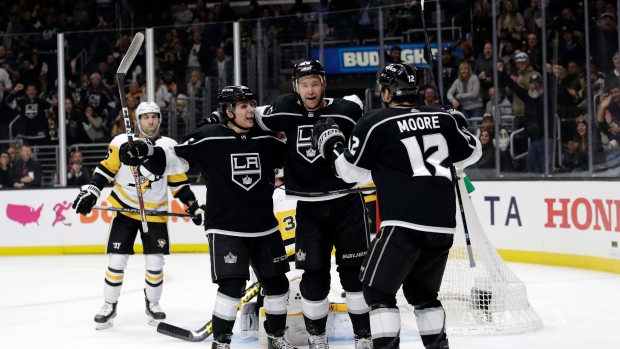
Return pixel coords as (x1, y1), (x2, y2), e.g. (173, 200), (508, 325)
(94, 134), (190, 223)
(149, 124), (286, 237)
(273, 185), (297, 262)
(333, 105), (482, 234)
(254, 94), (362, 201)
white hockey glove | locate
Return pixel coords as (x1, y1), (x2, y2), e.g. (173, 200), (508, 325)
(72, 184), (101, 215)
(312, 118), (345, 159)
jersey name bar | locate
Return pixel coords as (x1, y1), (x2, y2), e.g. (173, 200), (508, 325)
(397, 115), (440, 133)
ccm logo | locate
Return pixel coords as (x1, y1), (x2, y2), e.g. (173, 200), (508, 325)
(273, 255), (288, 263)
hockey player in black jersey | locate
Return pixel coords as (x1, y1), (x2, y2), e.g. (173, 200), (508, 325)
(118, 86), (296, 349)
(313, 64), (482, 349)
(254, 60), (372, 349)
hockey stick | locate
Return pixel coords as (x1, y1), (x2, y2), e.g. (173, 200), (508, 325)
(419, 0), (443, 105)
(451, 166), (475, 267)
(117, 32), (148, 233)
(270, 182), (376, 197)
(156, 281), (261, 342)
(93, 206), (197, 218)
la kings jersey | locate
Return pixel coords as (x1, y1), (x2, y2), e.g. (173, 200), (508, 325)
(334, 105), (482, 233)
(152, 124), (286, 237)
(255, 94), (362, 201)
(94, 134), (190, 223)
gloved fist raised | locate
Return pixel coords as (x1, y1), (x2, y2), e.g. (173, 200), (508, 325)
(312, 118), (345, 159)
(119, 138), (155, 166)
(72, 184), (100, 215)
(186, 200), (206, 226)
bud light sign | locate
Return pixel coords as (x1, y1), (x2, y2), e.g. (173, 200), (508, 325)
(310, 42), (460, 74)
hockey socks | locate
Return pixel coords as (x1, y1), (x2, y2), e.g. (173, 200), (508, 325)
(414, 300), (449, 349)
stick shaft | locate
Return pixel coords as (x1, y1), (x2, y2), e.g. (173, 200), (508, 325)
(93, 206), (196, 218)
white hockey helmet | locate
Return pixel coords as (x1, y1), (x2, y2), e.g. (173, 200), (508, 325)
(136, 101), (162, 137)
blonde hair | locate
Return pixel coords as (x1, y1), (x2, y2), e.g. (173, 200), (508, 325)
(458, 62), (473, 81)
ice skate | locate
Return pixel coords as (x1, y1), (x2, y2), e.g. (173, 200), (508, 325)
(354, 335), (373, 349)
(307, 333), (328, 349)
(211, 333), (232, 349)
(265, 323), (297, 349)
(144, 289), (166, 325)
(94, 302), (117, 330)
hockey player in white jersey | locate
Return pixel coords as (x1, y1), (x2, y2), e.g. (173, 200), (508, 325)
(72, 102), (204, 330)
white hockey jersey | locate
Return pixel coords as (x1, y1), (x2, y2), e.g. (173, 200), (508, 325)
(94, 134), (191, 223)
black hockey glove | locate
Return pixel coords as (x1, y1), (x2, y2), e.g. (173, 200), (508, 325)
(186, 200), (206, 226)
(72, 184), (101, 215)
(197, 111), (222, 127)
(312, 118), (345, 159)
(119, 138), (155, 166)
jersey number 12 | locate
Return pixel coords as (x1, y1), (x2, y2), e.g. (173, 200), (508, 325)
(401, 134), (451, 180)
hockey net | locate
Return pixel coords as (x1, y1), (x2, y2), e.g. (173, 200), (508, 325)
(397, 171), (543, 335)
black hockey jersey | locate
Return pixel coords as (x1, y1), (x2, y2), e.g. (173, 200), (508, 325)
(145, 124), (286, 237)
(333, 105), (482, 234)
(255, 94), (363, 201)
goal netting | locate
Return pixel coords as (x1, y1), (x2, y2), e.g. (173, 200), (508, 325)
(397, 171), (543, 335)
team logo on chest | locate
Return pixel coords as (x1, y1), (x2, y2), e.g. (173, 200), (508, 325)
(25, 103), (38, 118)
(296, 125), (320, 163)
(89, 94), (101, 108)
(230, 153), (261, 190)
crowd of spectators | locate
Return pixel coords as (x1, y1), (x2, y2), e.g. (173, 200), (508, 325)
(0, 0), (619, 183)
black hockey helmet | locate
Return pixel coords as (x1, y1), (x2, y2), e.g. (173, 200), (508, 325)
(375, 63), (419, 99)
(217, 85), (256, 115)
(292, 60), (326, 92)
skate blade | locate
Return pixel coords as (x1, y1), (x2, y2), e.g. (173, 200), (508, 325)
(95, 319), (114, 330)
(148, 317), (160, 326)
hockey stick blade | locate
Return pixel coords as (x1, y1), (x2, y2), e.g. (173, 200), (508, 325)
(156, 282), (261, 342)
(92, 206), (197, 218)
(118, 32), (144, 74)
(270, 182), (376, 197)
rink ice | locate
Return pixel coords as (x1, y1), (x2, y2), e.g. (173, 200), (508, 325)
(1, 253), (619, 348)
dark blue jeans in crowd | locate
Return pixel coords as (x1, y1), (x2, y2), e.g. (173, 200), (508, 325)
(527, 138), (554, 174)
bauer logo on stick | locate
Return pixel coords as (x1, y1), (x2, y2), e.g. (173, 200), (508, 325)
(230, 153), (261, 190)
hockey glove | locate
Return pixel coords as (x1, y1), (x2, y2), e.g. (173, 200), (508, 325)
(119, 138), (155, 166)
(72, 184), (101, 215)
(186, 200), (206, 226)
(312, 118), (345, 159)
(196, 111), (222, 127)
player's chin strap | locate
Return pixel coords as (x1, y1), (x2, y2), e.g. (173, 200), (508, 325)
(225, 104), (252, 131)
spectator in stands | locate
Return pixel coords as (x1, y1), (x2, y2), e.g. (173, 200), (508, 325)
(154, 76), (173, 109)
(557, 26), (585, 67)
(508, 52), (540, 124)
(498, 0), (525, 42)
(174, 1), (194, 26)
(590, 12), (619, 75)
(596, 83), (620, 150)
(84, 105), (108, 143)
(499, 62), (555, 174)
(187, 70), (202, 95)
(383, 45), (403, 64)
(289, 0), (312, 17)
(219, 0), (236, 22)
(476, 129), (496, 169)
(66, 150), (92, 186)
(7, 144), (19, 166)
(447, 62), (485, 119)
(472, 2), (493, 53)
(247, 0), (261, 19)
(209, 47), (233, 91)
(523, 33), (543, 72)
(125, 81), (142, 103)
(0, 66), (13, 103)
(65, 98), (90, 146)
(5, 83), (52, 145)
(17, 52), (43, 91)
(474, 42), (495, 102)
(423, 86), (439, 106)
(80, 73), (115, 121)
(161, 70), (178, 100)
(486, 86), (514, 118)
(563, 119), (601, 172)
(605, 52), (620, 87)
(481, 113), (495, 133)
(441, 48), (459, 100)
(10, 143), (42, 188)
(0, 44), (20, 82)
(356, 0), (381, 45)
(456, 42), (477, 71)
(554, 6), (583, 34)
(0, 150), (11, 188)
(97, 61), (115, 90)
(185, 31), (208, 84)
(523, 0), (550, 37)
(314, 0), (331, 22)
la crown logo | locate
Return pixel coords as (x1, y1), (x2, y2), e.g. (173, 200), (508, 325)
(306, 148), (316, 158)
(242, 175), (252, 185)
(224, 252), (237, 263)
